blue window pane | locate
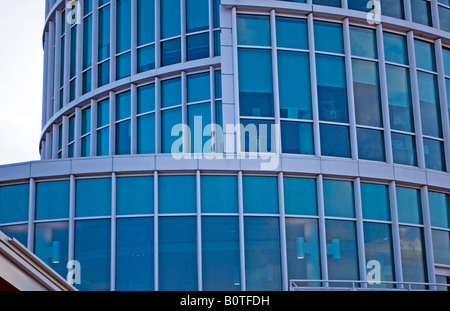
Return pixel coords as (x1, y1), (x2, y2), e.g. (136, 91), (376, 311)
(138, 84), (155, 114)
(82, 108), (91, 135)
(350, 26), (377, 59)
(70, 26), (77, 79)
(98, 5), (110, 61)
(243, 176), (278, 214)
(213, 0), (220, 28)
(237, 15), (270, 46)
(187, 33), (210, 61)
(278, 51), (312, 120)
(0, 224), (28, 246)
(244, 217), (282, 291)
(316, 54), (348, 123)
(116, 91), (131, 121)
(380, 0), (404, 19)
(117, 177), (154, 215)
(161, 38), (181, 66)
(411, 0), (432, 26)
(396, 187), (422, 224)
(443, 48), (450, 76)
(74, 219), (111, 291)
(386, 65), (414, 132)
(116, 217), (154, 291)
(399, 226), (427, 287)
(314, 21), (343, 54)
(447, 79), (450, 125)
(201, 176), (238, 213)
(353, 59), (382, 127)
(161, 108), (182, 153)
(428, 192), (450, 229)
(116, 0), (131, 53)
(439, 6), (450, 32)
(36, 181), (70, 220)
(188, 103), (212, 153)
(276, 17), (308, 50)
(0, 184), (29, 224)
(238, 48), (274, 117)
(160, 0), (180, 39)
(137, 45), (155, 73)
(186, 0), (209, 33)
(214, 30), (221, 56)
(116, 52), (131, 80)
(363, 223), (395, 288)
(281, 121), (314, 155)
(76, 178), (111, 217)
(83, 15), (92, 69)
(116, 120), (131, 155)
(320, 124), (351, 158)
(161, 78), (181, 108)
(159, 176), (196, 213)
(137, 113), (155, 154)
(361, 183), (390, 221)
(418, 72), (442, 138)
(325, 220), (359, 282)
(348, 0), (372, 12)
(432, 229), (450, 265)
(84, 0), (93, 14)
(81, 135), (91, 157)
(240, 119), (276, 153)
(313, 0), (340, 6)
(286, 218), (320, 284)
(98, 60), (110, 87)
(137, 0), (155, 46)
(97, 127), (109, 156)
(202, 217), (241, 291)
(159, 216), (197, 291)
(424, 138), (446, 171)
(188, 72), (210, 103)
(323, 180), (355, 218)
(414, 40), (436, 72)
(383, 32), (408, 65)
(391, 133), (417, 166)
(357, 128), (385, 162)
(34, 221), (69, 277)
(284, 177), (317, 215)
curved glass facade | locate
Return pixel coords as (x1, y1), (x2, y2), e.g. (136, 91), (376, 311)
(0, 0), (448, 291)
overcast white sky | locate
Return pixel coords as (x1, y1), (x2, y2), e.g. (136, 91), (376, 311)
(0, 0), (45, 165)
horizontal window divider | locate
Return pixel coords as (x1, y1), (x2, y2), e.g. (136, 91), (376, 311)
(397, 222), (425, 228)
(355, 124), (385, 131)
(242, 213), (281, 217)
(0, 221), (29, 227)
(115, 50), (131, 57)
(416, 67), (438, 75)
(81, 67), (92, 74)
(98, 58), (110, 66)
(200, 213), (240, 216)
(34, 218), (70, 224)
(97, 124), (109, 131)
(384, 60), (410, 68)
(187, 100), (211, 106)
(318, 121), (350, 126)
(430, 226), (450, 232)
(422, 135), (445, 141)
(279, 118), (314, 123)
(361, 219), (392, 225)
(276, 47), (310, 53)
(390, 129), (416, 136)
(137, 42), (156, 49)
(186, 29), (210, 36)
(160, 36), (182, 43)
(115, 214), (155, 219)
(160, 105), (183, 112)
(239, 116), (276, 121)
(285, 214), (320, 219)
(74, 216), (112, 221)
(350, 55), (379, 62)
(314, 50), (345, 58)
(236, 45), (272, 50)
(323, 216), (358, 221)
(157, 213), (197, 217)
(137, 111), (156, 118)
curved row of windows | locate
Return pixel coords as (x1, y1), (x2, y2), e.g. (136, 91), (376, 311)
(41, 68), (222, 158)
(236, 13), (450, 172)
(0, 173), (448, 290)
(42, 0), (221, 124)
(276, 0), (450, 32)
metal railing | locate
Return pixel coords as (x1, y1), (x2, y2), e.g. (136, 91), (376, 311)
(289, 279), (450, 291)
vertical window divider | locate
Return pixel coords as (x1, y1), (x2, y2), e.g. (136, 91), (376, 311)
(131, 0), (138, 76)
(131, 84), (138, 155)
(407, 31), (426, 169)
(182, 71), (188, 153)
(208, 0), (214, 58)
(110, 0), (117, 83)
(343, 18), (358, 160)
(63, 16), (71, 106)
(92, 0), (99, 90)
(52, 124), (59, 159)
(42, 32), (49, 126)
(62, 115), (69, 158)
(54, 13), (62, 113)
(110, 172), (117, 291)
(68, 174), (76, 270)
(435, 39), (450, 173)
(316, 174), (329, 287)
(388, 181), (404, 289)
(377, 24), (394, 164)
(196, 170), (203, 291)
(420, 185), (437, 289)
(45, 132), (52, 160)
(354, 177), (367, 288)
(181, 0), (187, 63)
(237, 171), (246, 291)
(109, 91), (116, 155)
(404, 0), (413, 22)
(155, 77), (161, 154)
(308, 13), (321, 157)
(270, 9), (282, 155)
(91, 99), (98, 157)
(27, 178), (36, 251)
(277, 172), (288, 291)
(430, 0), (441, 29)
(47, 24), (55, 121)
(232, 7), (241, 157)
(76, 5), (83, 98)
(210, 66), (217, 153)
(155, 0), (161, 69)
(74, 107), (82, 158)
(153, 171), (159, 291)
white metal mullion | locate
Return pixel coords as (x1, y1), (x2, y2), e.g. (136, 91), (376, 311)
(237, 171), (246, 291)
(210, 66), (217, 153)
(354, 177), (367, 287)
(131, 84), (138, 155)
(110, 0), (117, 83)
(404, 0), (412, 22)
(76, 2), (83, 98)
(68, 175), (76, 271)
(420, 186), (436, 289)
(47, 23), (55, 120)
(27, 178), (36, 251)
(181, 0), (187, 63)
(317, 174), (329, 287)
(389, 181), (404, 289)
(110, 91), (116, 155)
(232, 7), (241, 156)
(131, 0), (138, 76)
(92, 0), (99, 90)
(278, 172), (288, 291)
(54, 12), (62, 113)
(154, 171), (159, 291)
(270, 9), (282, 155)
(155, 0), (161, 69)
(110, 172), (117, 291)
(196, 170), (202, 291)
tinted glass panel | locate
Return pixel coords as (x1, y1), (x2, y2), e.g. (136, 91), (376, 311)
(414, 40), (436, 72)
(237, 15), (270, 46)
(432, 229), (450, 265)
(396, 187), (422, 224)
(314, 21), (343, 54)
(350, 26), (377, 59)
(357, 128), (385, 162)
(361, 183), (390, 221)
(417, 72), (442, 138)
(423, 138), (446, 171)
(284, 177), (317, 216)
(399, 226), (427, 287)
(160, 0), (180, 39)
(201, 176), (238, 213)
(243, 176), (278, 214)
(386, 65), (413, 132)
(428, 192), (450, 229)
(323, 180), (355, 218)
(281, 121), (314, 155)
(276, 17), (308, 50)
(391, 133), (417, 166)
(117, 177), (154, 215)
(36, 181), (70, 220)
(161, 108), (182, 153)
(384, 33), (408, 65)
(75, 178), (111, 217)
(159, 175), (196, 213)
(0, 184), (29, 224)
(320, 124), (351, 158)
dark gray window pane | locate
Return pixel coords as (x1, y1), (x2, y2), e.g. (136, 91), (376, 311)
(348, 0), (372, 11)
(281, 121), (314, 155)
(411, 0), (432, 26)
(440, 6), (450, 32)
(380, 0), (404, 19)
(320, 124), (351, 158)
(357, 128), (385, 162)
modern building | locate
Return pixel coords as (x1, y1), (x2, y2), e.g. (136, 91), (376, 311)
(0, 0), (449, 291)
